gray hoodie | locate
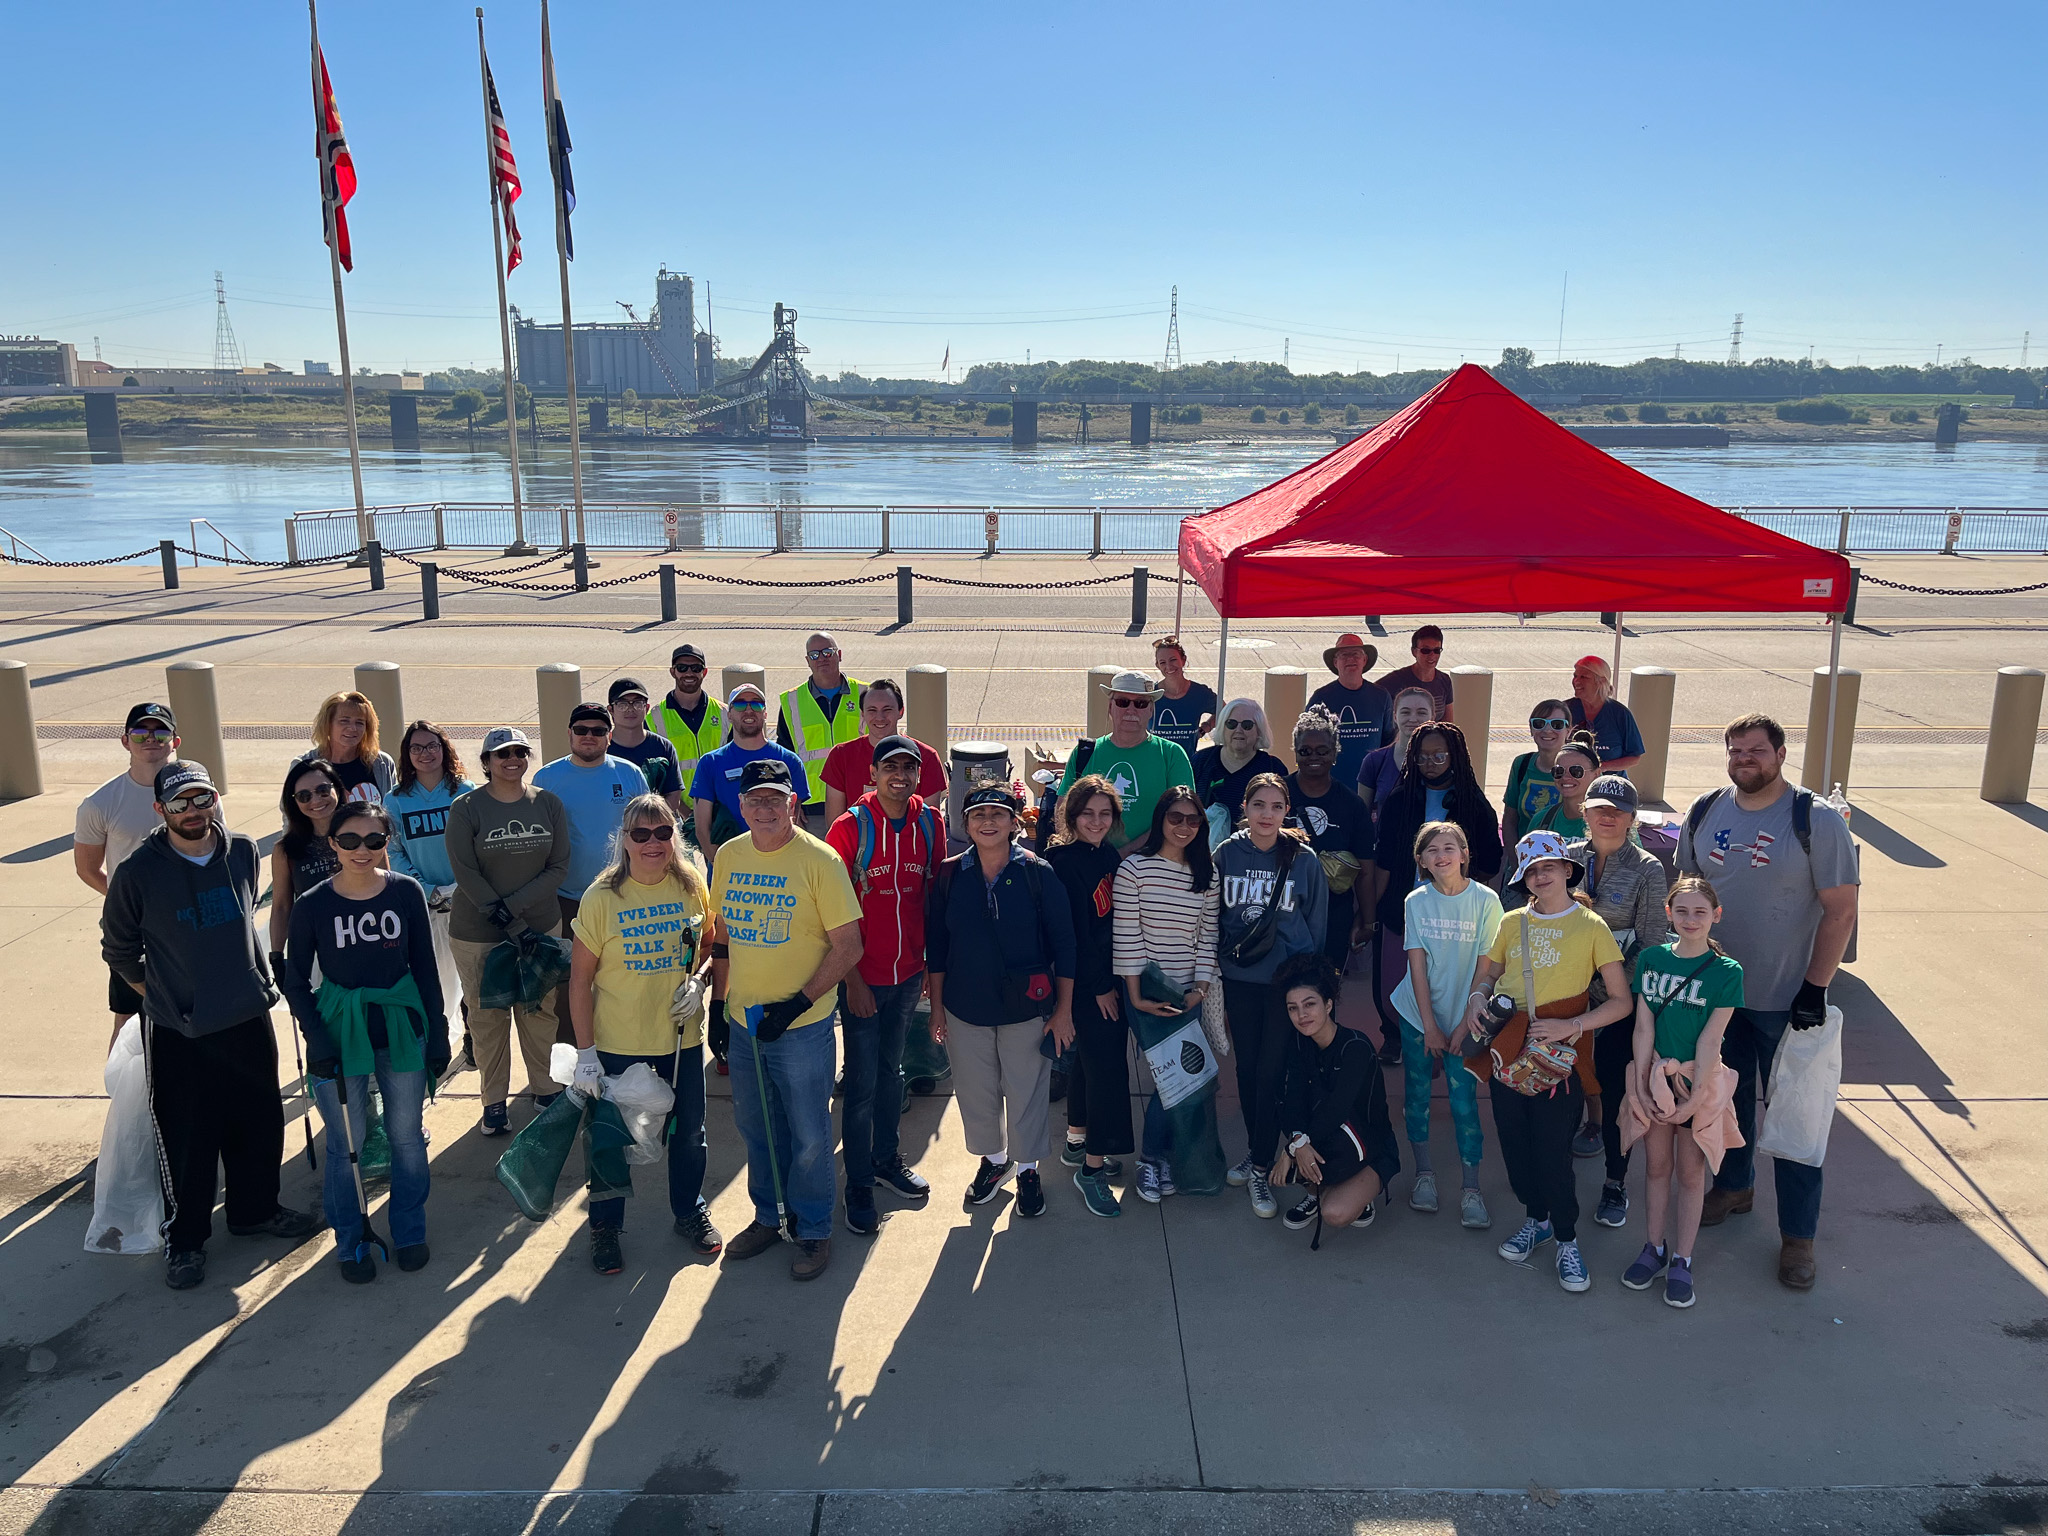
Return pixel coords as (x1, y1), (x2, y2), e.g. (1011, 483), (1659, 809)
(102, 826), (277, 1038)
(1213, 829), (1329, 983)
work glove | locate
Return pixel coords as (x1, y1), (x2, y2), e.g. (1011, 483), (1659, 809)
(572, 1045), (605, 1099)
(707, 999), (729, 1060)
(754, 991), (811, 1044)
(429, 884), (457, 914)
(485, 900), (515, 930)
(513, 925), (547, 957)
(1789, 979), (1829, 1031)
(307, 1055), (343, 1083)
(670, 973), (706, 1029)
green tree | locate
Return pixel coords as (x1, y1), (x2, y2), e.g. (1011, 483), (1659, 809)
(1303, 403), (1321, 424)
(1499, 346), (1536, 373)
(450, 388), (486, 443)
(1344, 404), (1361, 425)
(1636, 403), (1668, 423)
(1250, 406), (1267, 423)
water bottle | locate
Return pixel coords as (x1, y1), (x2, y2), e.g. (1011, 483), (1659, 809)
(1827, 782), (1852, 827)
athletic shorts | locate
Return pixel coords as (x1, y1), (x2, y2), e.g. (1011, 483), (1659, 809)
(1308, 1068), (1400, 1188)
(109, 966), (140, 1017)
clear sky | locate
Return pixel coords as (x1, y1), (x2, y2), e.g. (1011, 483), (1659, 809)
(7, 1), (2042, 379)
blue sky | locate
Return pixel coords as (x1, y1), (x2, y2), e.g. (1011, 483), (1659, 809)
(7, 1), (2042, 379)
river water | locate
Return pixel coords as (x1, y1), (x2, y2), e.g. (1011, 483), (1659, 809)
(0, 432), (2044, 561)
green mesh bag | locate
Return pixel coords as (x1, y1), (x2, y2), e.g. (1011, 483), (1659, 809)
(478, 934), (574, 1010)
(584, 1098), (635, 1205)
(495, 1091), (586, 1221)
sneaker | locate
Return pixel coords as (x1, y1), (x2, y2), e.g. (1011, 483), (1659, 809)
(533, 1091), (561, 1111)
(724, 1221), (782, 1263)
(396, 1243), (430, 1273)
(1459, 1187), (1491, 1229)
(1409, 1171), (1440, 1214)
(965, 1157), (1015, 1206)
(164, 1249), (205, 1290)
(480, 1102), (510, 1138)
(339, 1253), (377, 1284)
(1226, 1153), (1256, 1188)
(1283, 1194), (1321, 1230)
(1375, 1032), (1403, 1066)
(1014, 1168), (1046, 1218)
(1571, 1123), (1603, 1159)
(1135, 1161), (1167, 1204)
(1498, 1218), (1553, 1263)
(1061, 1138), (1089, 1168)
(715, 1056), (730, 1077)
(1073, 1167), (1121, 1218)
(1157, 1166), (1178, 1198)
(1246, 1165), (1278, 1219)
(876, 1158), (931, 1201)
(675, 1208), (724, 1256)
(1351, 1201), (1376, 1229)
(844, 1186), (880, 1236)
(1557, 1239), (1592, 1293)
(591, 1228), (623, 1276)
(228, 1206), (319, 1240)
(1622, 1242), (1669, 1290)
(790, 1237), (831, 1282)
(1663, 1256), (1697, 1309)
(1595, 1181), (1630, 1228)
(1094, 1156), (1125, 1179)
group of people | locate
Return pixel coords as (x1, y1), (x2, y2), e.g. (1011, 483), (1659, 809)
(86, 621), (1858, 1308)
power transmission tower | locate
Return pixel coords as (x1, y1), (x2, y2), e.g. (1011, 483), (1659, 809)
(1283, 337), (1290, 371)
(1727, 314), (1743, 367)
(1161, 287), (1183, 373)
(212, 272), (244, 383)
(2023, 331), (2031, 367)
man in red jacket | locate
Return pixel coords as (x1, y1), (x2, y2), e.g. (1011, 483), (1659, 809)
(824, 735), (940, 1233)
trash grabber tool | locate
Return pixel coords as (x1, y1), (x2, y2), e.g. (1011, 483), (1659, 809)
(331, 1083), (390, 1263)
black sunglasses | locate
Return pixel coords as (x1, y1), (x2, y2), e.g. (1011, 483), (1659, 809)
(332, 831), (389, 851)
(627, 824), (675, 843)
(571, 724), (610, 737)
(492, 746), (532, 760)
(294, 784), (337, 803)
(1162, 810), (1202, 827)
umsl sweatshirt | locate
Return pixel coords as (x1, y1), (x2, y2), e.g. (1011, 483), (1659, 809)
(102, 827), (277, 1038)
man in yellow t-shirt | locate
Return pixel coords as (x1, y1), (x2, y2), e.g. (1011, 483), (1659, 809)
(710, 759), (862, 1281)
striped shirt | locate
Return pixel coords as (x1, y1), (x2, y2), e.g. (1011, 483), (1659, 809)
(1112, 853), (1220, 990)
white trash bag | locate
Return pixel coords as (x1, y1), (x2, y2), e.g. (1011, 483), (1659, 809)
(1757, 1004), (1843, 1168)
(604, 1062), (676, 1166)
(85, 1019), (163, 1255)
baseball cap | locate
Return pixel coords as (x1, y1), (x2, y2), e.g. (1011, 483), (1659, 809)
(481, 726), (531, 755)
(153, 761), (214, 802)
(568, 702), (612, 728)
(607, 676), (651, 704)
(1582, 774), (1640, 813)
(872, 733), (921, 765)
(727, 682), (767, 706)
(737, 759), (793, 792)
(963, 783), (1022, 815)
(125, 702), (177, 733)
(671, 644), (707, 666)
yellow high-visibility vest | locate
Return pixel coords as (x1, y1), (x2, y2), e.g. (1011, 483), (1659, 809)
(780, 678), (863, 804)
(655, 696), (725, 791)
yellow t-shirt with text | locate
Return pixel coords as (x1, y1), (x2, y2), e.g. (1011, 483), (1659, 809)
(1486, 903), (1622, 1010)
(572, 874), (708, 1055)
(713, 829), (862, 1030)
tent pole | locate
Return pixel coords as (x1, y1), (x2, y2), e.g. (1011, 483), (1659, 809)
(1216, 616), (1230, 702)
(1820, 613), (1843, 792)
(1611, 610), (1624, 685)
(1172, 564), (1185, 639)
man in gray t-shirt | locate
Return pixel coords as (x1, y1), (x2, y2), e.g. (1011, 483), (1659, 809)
(76, 702), (183, 1043)
(1677, 713), (1859, 1291)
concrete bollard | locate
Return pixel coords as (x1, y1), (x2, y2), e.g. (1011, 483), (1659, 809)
(1627, 667), (1677, 804)
(907, 664), (949, 756)
(354, 662), (405, 739)
(535, 663), (582, 766)
(0, 660), (44, 800)
(1263, 666), (1309, 770)
(721, 663), (767, 722)
(1981, 666), (2045, 803)
(166, 660), (228, 789)
(1802, 667), (1862, 792)
(1086, 665), (1120, 740)
(1449, 665), (1494, 788)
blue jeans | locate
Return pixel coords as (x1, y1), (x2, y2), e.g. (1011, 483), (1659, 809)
(840, 975), (923, 1188)
(1714, 1007), (1824, 1240)
(589, 1045), (708, 1231)
(313, 1055), (428, 1256)
(1142, 1094), (1170, 1162)
(728, 1014), (837, 1241)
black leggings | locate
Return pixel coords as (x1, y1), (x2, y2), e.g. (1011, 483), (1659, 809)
(1065, 992), (1134, 1157)
(1489, 1075), (1584, 1242)
(1223, 978), (1290, 1171)
(1594, 1018), (1634, 1184)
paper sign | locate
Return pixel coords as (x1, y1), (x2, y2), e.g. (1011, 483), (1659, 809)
(1142, 1018), (1218, 1110)
(1803, 578), (1834, 598)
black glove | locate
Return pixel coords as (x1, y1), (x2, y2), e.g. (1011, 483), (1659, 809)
(1789, 979), (1829, 1030)
(307, 1055), (343, 1082)
(754, 991), (810, 1044)
(425, 1029), (452, 1081)
(486, 900), (515, 929)
(708, 999), (729, 1060)
(513, 926), (547, 956)
(268, 949), (289, 980)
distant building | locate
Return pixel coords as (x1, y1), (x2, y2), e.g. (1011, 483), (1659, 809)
(0, 337), (78, 387)
(515, 266), (700, 395)
(305, 360), (333, 375)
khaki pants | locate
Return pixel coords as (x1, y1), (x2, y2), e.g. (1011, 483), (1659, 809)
(452, 927), (561, 1107)
(945, 1011), (1053, 1165)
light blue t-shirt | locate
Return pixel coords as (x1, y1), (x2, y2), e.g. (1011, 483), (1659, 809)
(532, 754), (649, 899)
(1391, 878), (1504, 1037)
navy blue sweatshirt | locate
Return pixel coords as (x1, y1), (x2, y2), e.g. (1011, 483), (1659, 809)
(925, 844), (1077, 1027)
(279, 873), (448, 1065)
(102, 827), (275, 1038)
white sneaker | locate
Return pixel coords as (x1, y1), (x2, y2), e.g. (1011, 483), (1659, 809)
(1460, 1187), (1491, 1229)
(1498, 1218), (1553, 1262)
(1225, 1154), (1255, 1188)
(1408, 1171), (1439, 1213)
(1557, 1239), (1592, 1293)
(1246, 1165), (1278, 1219)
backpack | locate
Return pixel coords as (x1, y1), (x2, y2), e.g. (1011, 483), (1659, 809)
(1684, 784), (1812, 858)
(849, 800), (940, 897)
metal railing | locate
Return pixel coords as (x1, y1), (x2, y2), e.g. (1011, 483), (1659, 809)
(0, 525), (54, 563)
(187, 518), (254, 568)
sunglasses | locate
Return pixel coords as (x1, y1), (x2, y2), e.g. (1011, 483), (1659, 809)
(294, 784), (338, 803)
(1558, 763), (1592, 779)
(163, 790), (217, 814)
(127, 727), (174, 745)
(332, 831), (389, 851)
(492, 746), (531, 760)
(570, 724), (611, 738)
(1530, 716), (1569, 731)
(627, 824), (675, 844)
(1224, 719), (1256, 731)
(1416, 645), (1443, 655)
(672, 663), (705, 673)
(729, 699), (767, 711)
(1111, 698), (1152, 710)
(1162, 810), (1202, 827)
(806, 649), (838, 661)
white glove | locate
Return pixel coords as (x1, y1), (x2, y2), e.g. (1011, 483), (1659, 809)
(429, 883), (457, 913)
(572, 1046), (605, 1100)
(670, 973), (706, 1028)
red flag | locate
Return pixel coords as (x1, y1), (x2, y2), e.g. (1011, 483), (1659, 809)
(484, 63), (523, 273)
(316, 47), (356, 271)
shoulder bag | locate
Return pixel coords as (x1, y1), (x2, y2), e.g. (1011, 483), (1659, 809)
(1224, 843), (1294, 969)
(1489, 910), (1584, 1096)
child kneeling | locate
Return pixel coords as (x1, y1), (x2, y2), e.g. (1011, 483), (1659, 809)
(1274, 953), (1399, 1248)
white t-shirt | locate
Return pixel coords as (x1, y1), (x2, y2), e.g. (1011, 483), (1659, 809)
(76, 772), (162, 875)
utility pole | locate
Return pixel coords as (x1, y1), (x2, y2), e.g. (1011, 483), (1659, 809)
(1555, 273), (1567, 363)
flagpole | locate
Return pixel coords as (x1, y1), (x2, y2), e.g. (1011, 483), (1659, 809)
(476, 8), (532, 554)
(541, 0), (584, 552)
(309, 0), (367, 553)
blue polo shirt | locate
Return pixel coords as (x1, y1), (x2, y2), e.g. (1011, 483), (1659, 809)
(689, 740), (811, 826)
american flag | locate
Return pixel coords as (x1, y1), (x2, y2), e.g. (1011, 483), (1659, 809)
(315, 48), (356, 271)
(484, 63), (523, 273)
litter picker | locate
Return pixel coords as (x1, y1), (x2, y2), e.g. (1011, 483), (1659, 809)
(332, 1085), (390, 1264)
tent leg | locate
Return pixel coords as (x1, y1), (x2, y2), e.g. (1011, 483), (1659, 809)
(1172, 564), (1184, 639)
(1216, 616), (1230, 702)
(1611, 610), (1625, 684)
(1821, 613), (1843, 792)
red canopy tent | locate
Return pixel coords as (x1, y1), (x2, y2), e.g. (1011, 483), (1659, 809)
(1173, 364), (1856, 782)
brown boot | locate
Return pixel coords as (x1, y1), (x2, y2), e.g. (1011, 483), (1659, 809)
(1698, 1186), (1754, 1227)
(791, 1237), (832, 1282)
(1778, 1236), (1816, 1291)
(724, 1222), (782, 1263)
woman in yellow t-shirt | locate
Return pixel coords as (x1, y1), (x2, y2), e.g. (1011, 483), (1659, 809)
(1460, 831), (1631, 1295)
(568, 795), (717, 1275)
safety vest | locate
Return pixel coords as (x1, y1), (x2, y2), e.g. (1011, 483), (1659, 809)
(781, 678), (863, 804)
(655, 695), (725, 789)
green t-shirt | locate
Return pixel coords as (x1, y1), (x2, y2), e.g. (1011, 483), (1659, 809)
(1634, 943), (1745, 1062)
(1060, 733), (1195, 850)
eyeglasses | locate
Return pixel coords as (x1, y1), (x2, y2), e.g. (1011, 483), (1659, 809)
(163, 790), (217, 814)
(407, 738), (442, 755)
(1530, 716), (1569, 731)
(332, 831), (389, 851)
(1111, 698), (1152, 711)
(627, 824), (675, 844)
(1162, 810), (1202, 827)
(1417, 751), (1451, 765)
(1558, 764), (1591, 779)
(740, 792), (788, 809)
(1224, 719), (1256, 731)
(806, 648), (838, 661)
(294, 784), (338, 803)
(492, 746), (531, 761)
(127, 728), (174, 745)
(570, 724), (611, 738)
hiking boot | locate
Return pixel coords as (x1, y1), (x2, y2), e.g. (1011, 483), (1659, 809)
(397, 1243), (430, 1272)
(229, 1206), (318, 1240)
(1557, 1239), (1592, 1293)
(1351, 1202), (1376, 1230)
(164, 1249), (205, 1290)
(1622, 1242), (1669, 1290)
(479, 1101), (510, 1138)
(675, 1208), (724, 1256)
(1074, 1167), (1120, 1218)
(591, 1228), (623, 1276)
(1572, 1122), (1604, 1159)
(1699, 1186), (1753, 1227)
(1460, 1188), (1491, 1229)
(1014, 1168), (1046, 1218)
(1135, 1161), (1167, 1204)
(1061, 1138), (1089, 1168)
(791, 1238), (832, 1282)
(876, 1157), (931, 1201)
(724, 1222), (782, 1263)
(966, 1157), (1015, 1206)
(1409, 1171), (1440, 1214)
(1665, 1256), (1697, 1308)
(1595, 1181), (1629, 1228)
(1226, 1153), (1256, 1188)
(339, 1253), (377, 1285)
(844, 1186), (880, 1236)
(1283, 1194), (1321, 1231)
(1778, 1236), (1817, 1291)
(1498, 1218), (1554, 1262)
(1247, 1165), (1278, 1219)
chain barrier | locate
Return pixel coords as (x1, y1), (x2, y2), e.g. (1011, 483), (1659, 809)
(1858, 574), (2048, 596)
(912, 571), (1133, 590)
(0, 545), (164, 568)
(177, 546), (358, 569)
